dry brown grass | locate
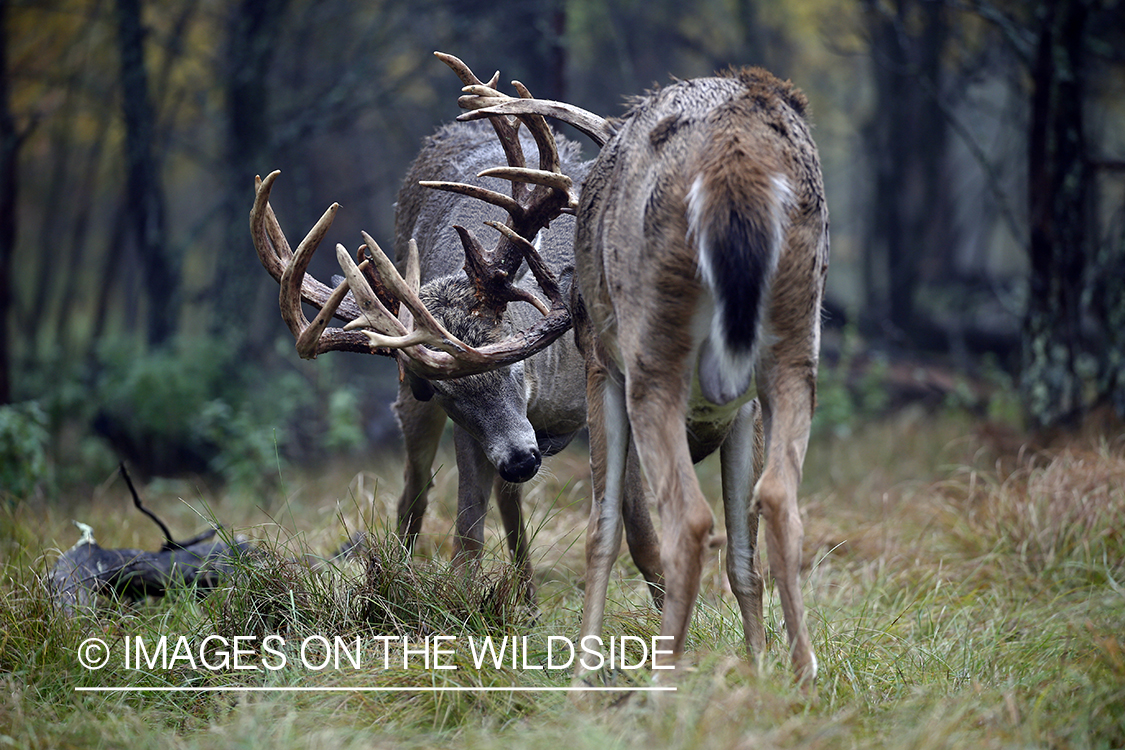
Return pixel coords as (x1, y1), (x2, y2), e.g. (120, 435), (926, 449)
(3, 413), (1124, 749)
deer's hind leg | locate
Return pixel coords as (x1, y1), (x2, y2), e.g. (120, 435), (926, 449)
(721, 398), (767, 660)
(755, 337), (820, 682)
(623, 447), (664, 610)
(624, 366), (716, 670)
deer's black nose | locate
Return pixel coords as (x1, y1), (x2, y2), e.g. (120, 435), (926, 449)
(498, 447), (542, 483)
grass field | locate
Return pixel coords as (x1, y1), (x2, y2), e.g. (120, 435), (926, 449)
(2, 409), (1123, 749)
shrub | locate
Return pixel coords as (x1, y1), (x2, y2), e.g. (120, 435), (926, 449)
(0, 401), (50, 502)
(84, 335), (360, 487)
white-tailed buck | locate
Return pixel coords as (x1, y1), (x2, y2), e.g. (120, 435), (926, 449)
(250, 53), (662, 606)
(462, 66), (828, 681)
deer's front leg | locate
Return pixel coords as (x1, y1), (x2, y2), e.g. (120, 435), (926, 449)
(452, 425), (496, 583)
(495, 477), (535, 605)
(575, 359), (629, 683)
(393, 385), (448, 550)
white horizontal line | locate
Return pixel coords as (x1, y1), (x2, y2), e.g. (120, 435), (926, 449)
(75, 685), (676, 693)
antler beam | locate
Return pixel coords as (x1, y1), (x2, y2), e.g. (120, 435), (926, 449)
(454, 84), (618, 149)
(250, 53), (582, 379)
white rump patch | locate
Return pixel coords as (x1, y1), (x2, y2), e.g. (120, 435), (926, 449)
(769, 173), (795, 259)
(686, 175), (712, 286)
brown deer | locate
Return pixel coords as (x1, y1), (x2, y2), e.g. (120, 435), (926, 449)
(461, 67), (828, 681)
(250, 54), (662, 607)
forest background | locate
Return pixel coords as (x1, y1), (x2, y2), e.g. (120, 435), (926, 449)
(1, 0), (1123, 495)
(3, 5), (1125, 748)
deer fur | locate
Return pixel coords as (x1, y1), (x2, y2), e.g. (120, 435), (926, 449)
(392, 120), (662, 604)
(572, 68), (828, 681)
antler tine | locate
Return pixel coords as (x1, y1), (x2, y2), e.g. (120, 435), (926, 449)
(252, 173), (293, 264)
(251, 171), (366, 324)
(252, 172), (386, 359)
(277, 199), (337, 338)
(433, 50), (490, 88)
(434, 51), (525, 202)
(292, 274), (353, 359)
(392, 238), (421, 383)
(457, 98), (617, 149)
(415, 179), (523, 218)
(354, 231), (479, 357)
(477, 166), (573, 194)
(251, 171), (291, 272)
(511, 80), (561, 177)
(403, 238), (421, 293)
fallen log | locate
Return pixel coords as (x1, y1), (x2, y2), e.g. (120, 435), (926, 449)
(48, 521), (252, 614)
(47, 464), (374, 614)
(47, 465), (254, 614)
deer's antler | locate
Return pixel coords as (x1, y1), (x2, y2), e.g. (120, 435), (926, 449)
(452, 77), (618, 149)
(427, 52), (580, 286)
(249, 55), (584, 378)
(251, 171), (572, 378)
(250, 171), (375, 358)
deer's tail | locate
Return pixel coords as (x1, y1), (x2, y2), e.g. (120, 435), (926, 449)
(687, 138), (792, 405)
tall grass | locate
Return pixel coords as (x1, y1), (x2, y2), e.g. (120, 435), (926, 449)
(1, 416), (1123, 749)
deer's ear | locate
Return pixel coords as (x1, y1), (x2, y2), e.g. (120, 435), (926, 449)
(407, 372), (435, 402)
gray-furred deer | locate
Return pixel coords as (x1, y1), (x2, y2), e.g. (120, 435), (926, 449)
(462, 66), (828, 680)
(388, 120), (661, 604)
(250, 53), (662, 607)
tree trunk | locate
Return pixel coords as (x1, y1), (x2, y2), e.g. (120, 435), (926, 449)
(447, 0), (567, 101)
(116, 0), (177, 348)
(212, 0), (290, 345)
(1021, 0), (1090, 429)
(1090, 183), (1125, 419)
(0, 0), (17, 405)
(861, 0), (952, 340)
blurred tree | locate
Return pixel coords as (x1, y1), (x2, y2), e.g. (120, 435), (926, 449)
(860, 0), (955, 345)
(0, 0), (15, 405)
(214, 0), (292, 347)
(1093, 202), (1125, 418)
(1020, 0), (1090, 428)
(3, 4), (119, 365)
(957, 0), (1124, 427)
(116, 0), (178, 348)
(54, 98), (116, 350)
